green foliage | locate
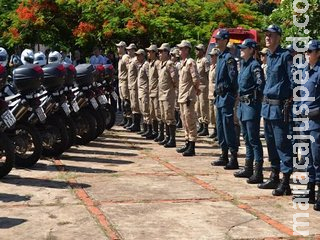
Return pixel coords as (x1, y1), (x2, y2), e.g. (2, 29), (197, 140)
(268, 0), (319, 44)
(0, 0), (274, 52)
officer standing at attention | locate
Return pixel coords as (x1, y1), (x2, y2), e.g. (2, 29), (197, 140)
(210, 29), (239, 169)
(195, 44), (210, 136)
(146, 44), (161, 139)
(208, 48), (220, 139)
(233, 39), (265, 184)
(157, 43), (179, 148)
(170, 48), (183, 129)
(116, 41), (131, 127)
(176, 40), (201, 156)
(136, 49), (151, 138)
(126, 43), (141, 132)
(258, 25), (293, 196)
(293, 40), (320, 210)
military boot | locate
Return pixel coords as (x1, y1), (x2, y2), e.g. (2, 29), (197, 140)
(224, 151), (239, 170)
(314, 184), (320, 211)
(234, 159), (253, 178)
(159, 124), (170, 145)
(182, 141), (195, 156)
(164, 125), (176, 148)
(154, 121), (164, 142)
(198, 123), (209, 136)
(177, 140), (189, 153)
(292, 182), (315, 204)
(144, 124), (154, 140)
(209, 127), (217, 139)
(118, 116), (127, 126)
(258, 168), (280, 189)
(211, 150), (228, 166)
(175, 111), (182, 128)
(124, 116), (132, 128)
(151, 120), (158, 139)
(139, 123), (148, 135)
(127, 114), (141, 132)
(247, 162), (264, 184)
(272, 173), (292, 196)
(197, 123), (204, 134)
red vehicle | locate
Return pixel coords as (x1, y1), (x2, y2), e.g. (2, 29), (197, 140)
(206, 26), (260, 58)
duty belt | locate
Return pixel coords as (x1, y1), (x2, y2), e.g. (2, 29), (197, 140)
(263, 97), (282, 105)
(239, 94), (255, 104)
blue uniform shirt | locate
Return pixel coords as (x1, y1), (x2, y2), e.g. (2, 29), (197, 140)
(237, 57), (265, 121)
(215, 48), (238, 109)
(301, 61), (320, 131)
(261, 46), (293, 120)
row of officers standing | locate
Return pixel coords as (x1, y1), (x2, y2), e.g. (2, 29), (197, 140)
(116, 24), (320, 211)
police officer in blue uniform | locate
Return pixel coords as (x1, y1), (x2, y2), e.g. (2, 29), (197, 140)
(210, 29), (239, 169)
(293, 40), (320, 210)
(233, 39), (265, 184)
(258, 25), (294, 196)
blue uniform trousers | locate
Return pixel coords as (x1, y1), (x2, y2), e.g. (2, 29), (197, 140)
(241, 119), (263, 162)
(216, 106), (238, 153)
(264, 119), (293, 174)
(306, 131), (320, 183)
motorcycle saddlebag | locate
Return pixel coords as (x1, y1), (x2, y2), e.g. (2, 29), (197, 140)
(75, 64), (96, 87)
(13, 64), (43, 94)
(42, 63), (66, 92)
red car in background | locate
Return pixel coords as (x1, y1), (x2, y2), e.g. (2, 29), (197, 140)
(206, 27), (260, 59)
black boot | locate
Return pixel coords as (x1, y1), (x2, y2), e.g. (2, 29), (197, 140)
(139, 123), (148, 135)
(118, 116), (127, 126)
(224, 151), (239, 170)
(182, 141), (195, 156)
(144, 124), (154, 140)
(164, 125), (176, 148)
(124, 116), (132, 128)
(314, 184), (320, 211)
(292, 182), (315, 204)
(247, 162), (264, 184)
(159, 124), (170, 145)
(127, 114), (141, 132)
(177, 140), (189, 153)
(151, 120), (158, 139)
(272, 173), (292, 196)
(234, 159), (253, 178)
(154, 121), (164, 142)
(175, 111), (182, 128)
(258, 168), (280, 189)
(197, 123), (204, 133)
(209, 127), (217, 139)
(211, 150), (228, 166)
(198, 123), (209, 136)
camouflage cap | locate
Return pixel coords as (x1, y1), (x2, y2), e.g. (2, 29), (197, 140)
(158, 43), (171, 52)
(126, 43), (137, 50)
(146, 44), (158, 52)
(116, 41), (127, 47)
(195, 44), (206, 51)
(135, 49), (146, 56)
(208, 48), (220, 56)
(177, 40), (192, 49)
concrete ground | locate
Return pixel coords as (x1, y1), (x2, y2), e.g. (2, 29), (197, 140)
(0, 116), (319, 240)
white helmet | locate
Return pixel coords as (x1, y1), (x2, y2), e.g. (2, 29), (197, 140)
(0, 47), (8, 67)
(21, 49), (34, 65)
(48, 51), (62, 64)
(34, 51), (47, 66)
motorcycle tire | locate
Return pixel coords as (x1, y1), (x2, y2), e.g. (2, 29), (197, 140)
(74, 109), (97, 145)
(10, 123), (43, 168)
(0, 132), (15, 178)
(41, 115), (70, 157)
(103, 103), (116, 130)
(88, 108), (106, 139)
